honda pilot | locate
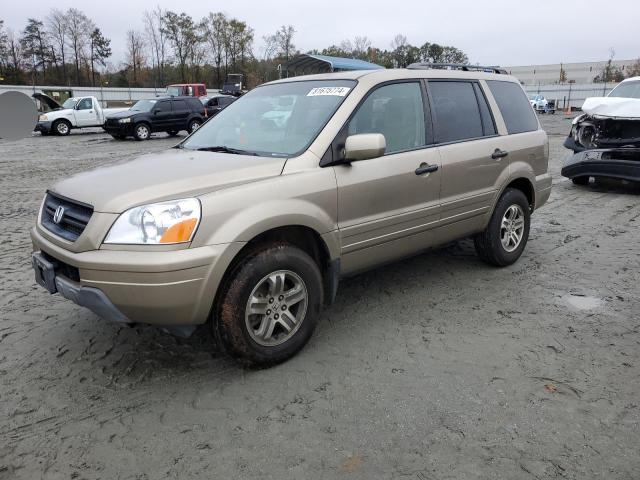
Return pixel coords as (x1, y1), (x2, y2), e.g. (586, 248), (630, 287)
(32, 66), (551, 365)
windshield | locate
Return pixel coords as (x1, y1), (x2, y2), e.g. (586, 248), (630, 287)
(608, 80), (640, 99)
(131, 99), (158, 112)
(62, 98), (78, 109)
(182, 80), (356, 157)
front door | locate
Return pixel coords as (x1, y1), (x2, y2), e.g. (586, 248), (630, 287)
(334, 81), (442, 274)
(74, 98), (100, 127)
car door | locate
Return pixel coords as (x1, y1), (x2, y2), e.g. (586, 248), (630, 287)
(333, 81), (442, 274)
(427, 80), (506, 229)
(151, 100), (172, 130)
(74, 98), (99, 127)
(171, 99), (190, 130)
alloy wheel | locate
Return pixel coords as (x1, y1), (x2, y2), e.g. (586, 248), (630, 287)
(245, 270), (308, 346)
(500, 204), (525, 252)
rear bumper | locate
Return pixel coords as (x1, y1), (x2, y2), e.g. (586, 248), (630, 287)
(31, 226), (245, 327)
(561, 149), (640, 182)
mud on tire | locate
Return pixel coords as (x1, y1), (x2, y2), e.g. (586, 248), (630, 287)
(212, 243), (323, 366)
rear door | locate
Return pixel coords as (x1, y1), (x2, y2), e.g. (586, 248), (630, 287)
(334, 81), (442, 273)
(74, 98), (100, 126)
(171, 99), (190, 130)
(428, 80), (506, 224)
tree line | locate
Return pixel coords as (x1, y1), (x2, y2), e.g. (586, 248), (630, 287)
(1, 9), (473, 90)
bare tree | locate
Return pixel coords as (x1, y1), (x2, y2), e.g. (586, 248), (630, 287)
(65, 8), (91, 85)
(203, 12), (228, 87)
(391, 34), (408, 50)
(125, 30), (145, 86)
(47, 9), (68, 84)
(143, 6), (167, 87)
(275, 25), (296, 62)
(162, 11), (198, 82)
(353, 36), (371, 58)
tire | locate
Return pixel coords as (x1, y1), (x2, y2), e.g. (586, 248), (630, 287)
(188, 119), (202, 133)
(474, 188), (531, 267)
(213, 243), (323, 366)
(167, 130), (179, 137)
(572, 176), (589, 185)
(53, 120), (71, 136)
(133, 123), (150, 141)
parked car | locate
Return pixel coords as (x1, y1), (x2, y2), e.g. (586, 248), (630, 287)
(31, 67), (551, 366)
(103, 96), (206, 140)
(562, 76), (640, 185)
(528, 94), (555, 113)
(166, 83), (207, 97)
(34, 95), (128, 136)
(200, 95), (236, 118)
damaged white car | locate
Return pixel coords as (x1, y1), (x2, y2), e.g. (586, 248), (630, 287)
(562, 76), (640, 184)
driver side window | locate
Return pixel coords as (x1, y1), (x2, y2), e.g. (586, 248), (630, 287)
(347, 82), (426, 154)
(77, 98), (93, 110)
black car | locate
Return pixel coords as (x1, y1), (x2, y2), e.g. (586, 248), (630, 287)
(200, 95), (236, 118)
(104, 96), (206, 141)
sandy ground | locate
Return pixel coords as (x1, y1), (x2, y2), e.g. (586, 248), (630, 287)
(0, 116), (639, 480)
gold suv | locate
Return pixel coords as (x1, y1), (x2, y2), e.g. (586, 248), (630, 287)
(32, 65), (551, 365)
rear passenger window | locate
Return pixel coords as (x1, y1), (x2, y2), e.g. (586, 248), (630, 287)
(348, 82), (426, 154)
(173, 100), (187, 111)
(473, 83), (496, 136)
(429, 81), (484, 143)
(487, 80), (538, 134)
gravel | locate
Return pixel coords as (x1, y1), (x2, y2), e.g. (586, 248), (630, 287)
(1, 116), (638, 479)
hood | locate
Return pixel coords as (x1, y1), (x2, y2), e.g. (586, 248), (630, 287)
(50, 149), (286, 213)
(582, 97), (640, 120)
(106, 109), (135, 119)
(32, 92), (63, 110)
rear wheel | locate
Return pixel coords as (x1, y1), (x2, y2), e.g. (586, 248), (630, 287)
(474, 188), (531, 267)
(53, 120), (71, 136)
(133, 123), (150, 141)
(213, 243), (323, 366)
(572, 176), (589, 185)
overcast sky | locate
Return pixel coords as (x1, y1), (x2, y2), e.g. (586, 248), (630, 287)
(3, 0), (639, 67)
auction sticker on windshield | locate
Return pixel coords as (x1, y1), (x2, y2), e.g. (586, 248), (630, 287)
(307, 87), (351, 96)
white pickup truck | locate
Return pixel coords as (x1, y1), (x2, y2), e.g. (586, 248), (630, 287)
(34, 94), (129, 136)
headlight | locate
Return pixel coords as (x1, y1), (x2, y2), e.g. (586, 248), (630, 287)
(104, 198), (201, 245)
(118, 117), (132, 124)
(39, 114), (48, 121)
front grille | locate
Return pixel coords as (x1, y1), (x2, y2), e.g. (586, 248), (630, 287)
(41, 192), (93, 242)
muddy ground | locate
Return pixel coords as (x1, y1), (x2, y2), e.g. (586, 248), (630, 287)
(1, 115), (639, 480)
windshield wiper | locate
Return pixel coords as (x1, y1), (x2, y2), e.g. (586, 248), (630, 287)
(195, 145), (258, 156)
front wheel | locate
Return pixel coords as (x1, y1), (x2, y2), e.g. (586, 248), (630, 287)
(213, 243), (323, 366)
(474, 188), (531, 267)
(133, 123), (150, 141)
(53, 120), (71, 136)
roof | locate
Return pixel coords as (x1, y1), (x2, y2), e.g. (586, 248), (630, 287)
(266, 68), (520, 86)
(286, 54), (383, 73)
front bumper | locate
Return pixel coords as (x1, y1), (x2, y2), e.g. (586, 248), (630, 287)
(103, 123), (134, 136)
(561, 148), (640, 182)
(34, 121), (53, 134)
(31, 226), (245, 327)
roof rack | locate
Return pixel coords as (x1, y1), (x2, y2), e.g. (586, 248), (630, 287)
(407, 63), (508, 74)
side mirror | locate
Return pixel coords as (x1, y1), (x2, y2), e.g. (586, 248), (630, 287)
(344, 133), (386, 161)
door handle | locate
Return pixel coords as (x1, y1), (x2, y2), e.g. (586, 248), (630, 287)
(491, 148), (509, 160)
(415, 163), (439, 175)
